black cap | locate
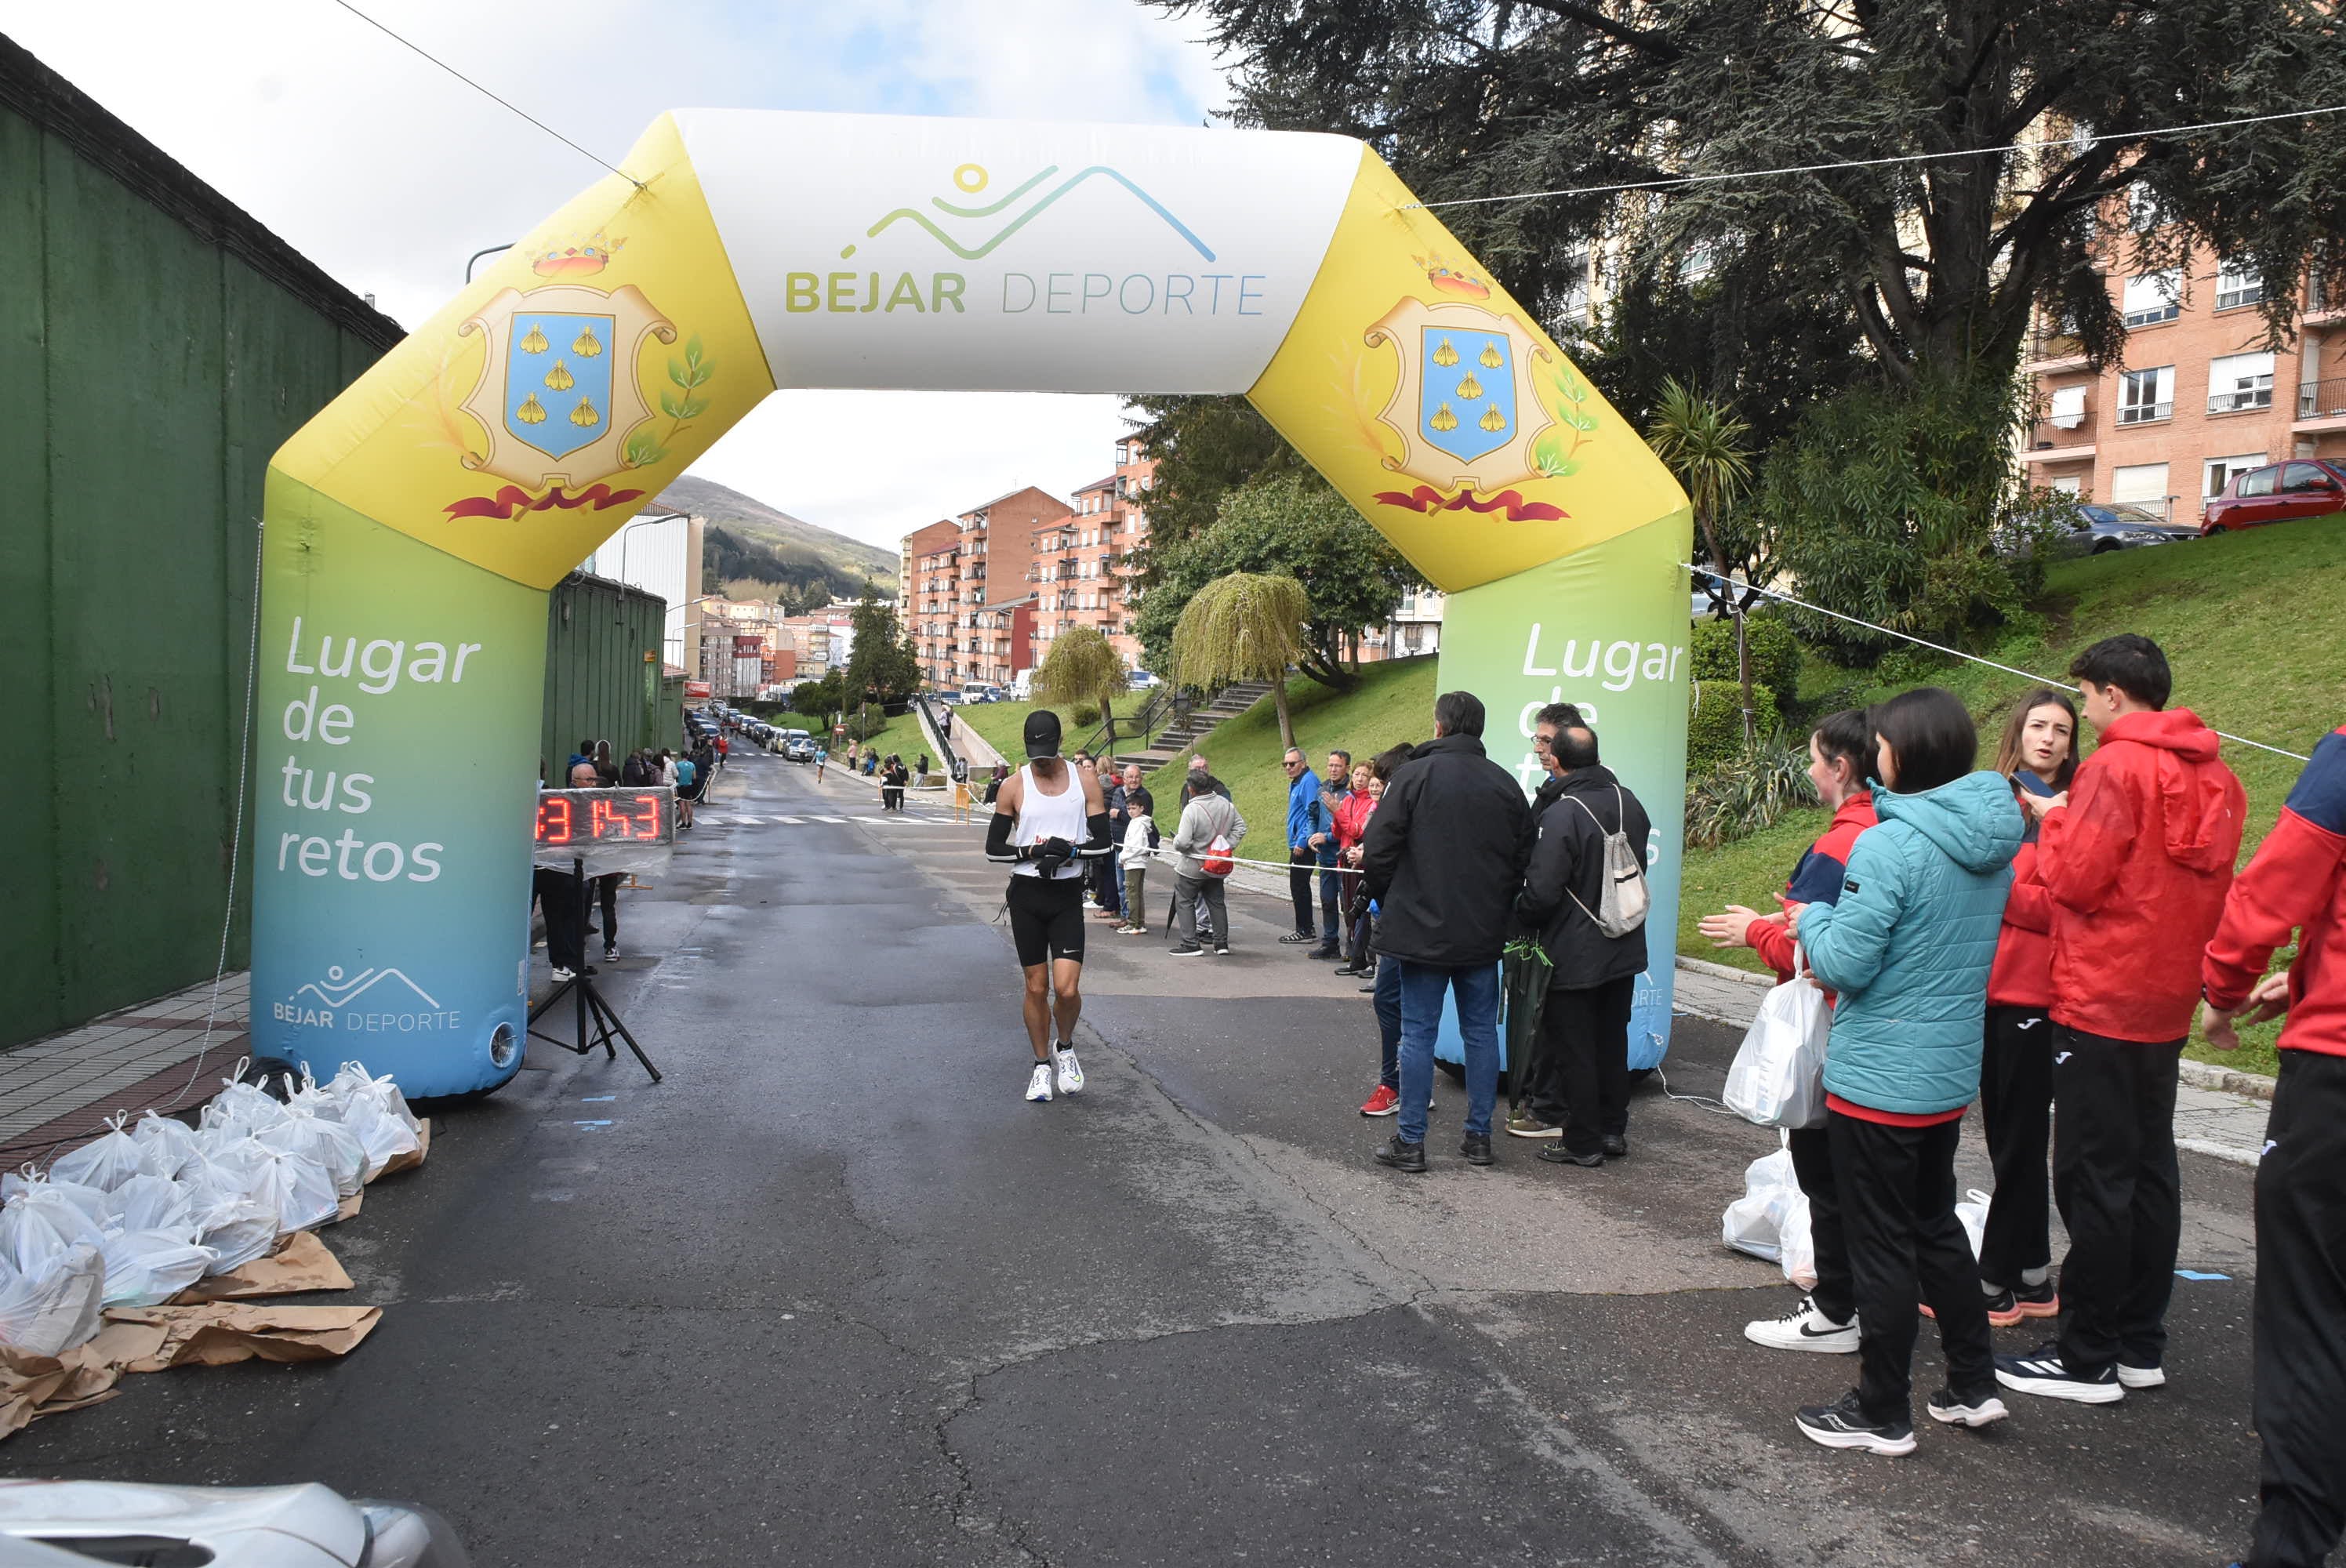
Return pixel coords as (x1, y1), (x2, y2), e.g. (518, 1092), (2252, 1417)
(1022, 709), (1062, 760)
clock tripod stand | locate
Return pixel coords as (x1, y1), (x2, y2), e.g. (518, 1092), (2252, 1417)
(526, 855), (663, 1082)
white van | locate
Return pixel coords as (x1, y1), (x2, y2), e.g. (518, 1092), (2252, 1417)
(1007, 671), (1035, 701)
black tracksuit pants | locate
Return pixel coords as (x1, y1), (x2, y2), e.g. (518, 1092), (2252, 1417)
(2052, 1026), (2183, 1374)
(1288, 853), (1315, 936)
(1787, 1123), (1855, 1326)
(1978, 1004), (2055, 1288)
(2248, 1049), (2346, 1568)
(533, 868), (583, 974)
(1544, 975), (1636, 1158)
(1831, 1109), (1997, 1424)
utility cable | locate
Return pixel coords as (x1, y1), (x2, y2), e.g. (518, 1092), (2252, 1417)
(323, 0), (644, 189)
(1405, 103), (2346, 211)
(1687, 566), (2312, 761)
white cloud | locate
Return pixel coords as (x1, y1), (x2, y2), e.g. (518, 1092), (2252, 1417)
(0, 0), (1227, 548)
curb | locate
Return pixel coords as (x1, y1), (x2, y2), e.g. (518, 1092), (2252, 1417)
(2178, 1058), (2278, 1102)
(1674, 954), (1774, 990)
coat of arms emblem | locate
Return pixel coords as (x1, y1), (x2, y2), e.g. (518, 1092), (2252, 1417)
(1362, 262), (1586, 523)
(445, 235), (688, 519)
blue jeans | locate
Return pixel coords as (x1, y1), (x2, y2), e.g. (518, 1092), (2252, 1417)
(1375, 954), (1402, 1092)
(1397, 960), (1500, 1145)
(1316, 865), (1342, 943)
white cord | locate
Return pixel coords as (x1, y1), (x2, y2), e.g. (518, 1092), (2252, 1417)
(1651, 1064), (1745, 1120)
(1688, 566), (2312, 762)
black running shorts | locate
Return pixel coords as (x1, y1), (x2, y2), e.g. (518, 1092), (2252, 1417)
(1005, 873), (1086, 967)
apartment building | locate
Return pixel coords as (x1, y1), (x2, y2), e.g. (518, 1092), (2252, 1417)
(902, 520), (961, 691)
(1357, 583), (1447, 662)
(1030, 437), (1156, 671)
(2021, 242), (2346, 522)
(967, 594), (1037, 690)
(946, 486), (1064, 688)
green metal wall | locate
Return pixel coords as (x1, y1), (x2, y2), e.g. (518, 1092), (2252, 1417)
(0, 88), (400, 1049)
(541, 573), (674, 777)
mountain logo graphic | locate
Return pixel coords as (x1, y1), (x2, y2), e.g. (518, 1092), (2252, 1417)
(294, 964), (442, 1011)
(840, 162), (1215, 263)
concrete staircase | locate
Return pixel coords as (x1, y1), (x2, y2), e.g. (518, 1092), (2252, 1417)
(1115, 681), (1275, 771)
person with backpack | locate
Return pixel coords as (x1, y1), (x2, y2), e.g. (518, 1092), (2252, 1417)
(1785, 688), (2024, 1455)
(1512, 705), (1653, 1168)
(1168, 775), (1247, 956)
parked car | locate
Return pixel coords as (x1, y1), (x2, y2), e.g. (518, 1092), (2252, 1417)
(1127, 669), (1161, 691)
(2202, 459), (2346, 534)
(2059, 503), (2199, 555)
(960, 682), (1004, 704)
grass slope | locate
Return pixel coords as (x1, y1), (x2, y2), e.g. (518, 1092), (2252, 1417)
(952, 698), (1181, 772)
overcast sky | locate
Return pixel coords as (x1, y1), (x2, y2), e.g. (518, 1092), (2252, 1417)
(1, 0), (1230, 546)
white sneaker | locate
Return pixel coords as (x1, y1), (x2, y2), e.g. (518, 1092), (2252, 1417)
(2116, 1360), (2166, 1390)
(1026, 1062), (1054, 1103)
(1745, 1295), (1861, 1353)
(1052, 1047), (1085, 1095)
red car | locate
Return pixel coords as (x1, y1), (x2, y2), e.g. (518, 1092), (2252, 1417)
(2201, 459), (2346, 534)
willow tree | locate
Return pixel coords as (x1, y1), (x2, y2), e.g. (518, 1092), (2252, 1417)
(1647, 379), (1757, 743)
(1169, 572), (1308, 754)
(1031, 624), (1129, 750)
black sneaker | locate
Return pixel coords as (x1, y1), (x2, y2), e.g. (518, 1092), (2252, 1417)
(1373, 1135), (1427, 1174)
(1215, 944), (1232, 956)
(1279, 931), (1316, 945)
(1459, 1133), (1494, 1167)
(1926, 1386), (2010, 1428)
(1996, 1341), (2123, 1403)
(1602, 1134), (1629, 1158)
(1538, 1145), (1604, 1167)
(1796, 1390), (1916, 1455)
(1168, 942), (1205, 956)
(1309, 945), (1341, 960)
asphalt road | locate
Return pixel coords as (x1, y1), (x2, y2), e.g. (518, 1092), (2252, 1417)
(5, 750), (2269, 1566)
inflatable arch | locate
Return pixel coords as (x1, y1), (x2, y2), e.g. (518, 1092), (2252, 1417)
(253, 111), (1692, 1095)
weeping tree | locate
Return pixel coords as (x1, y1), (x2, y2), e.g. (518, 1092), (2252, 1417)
(1646, 379), (1758, 743)
(1169, 572), (1309, 754)
(1031, 625), (1130, 750)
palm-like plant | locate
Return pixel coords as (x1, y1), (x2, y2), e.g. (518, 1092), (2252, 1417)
(1169, 572), (1308, 753)
(1647, 379), (1759, 742)
(1031, 625), (1129, 752)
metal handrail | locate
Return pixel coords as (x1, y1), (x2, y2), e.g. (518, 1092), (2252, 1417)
(2301, 376), (2346, 419)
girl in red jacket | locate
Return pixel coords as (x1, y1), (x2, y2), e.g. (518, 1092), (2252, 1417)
(1974, 688), (2077, 1325)
(1698, 709), (1877, 1356)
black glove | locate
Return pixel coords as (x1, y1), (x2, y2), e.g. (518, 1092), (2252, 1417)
(1032, 837), (1074, 877)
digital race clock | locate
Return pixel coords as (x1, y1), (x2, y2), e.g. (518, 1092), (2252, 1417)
(532, 786), (677, 874)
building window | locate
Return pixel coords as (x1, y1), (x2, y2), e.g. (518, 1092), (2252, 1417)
(2126, 184), (2164, 234)
(2046, 384), (2088, 428)
(2046, 474), (2084, 498)
(2122, 270), (2181, 327)
(2118, 365), (2174, 424)
(2110, 461), (2172, 520)
(2206, 453), (2265, 496)
(2214, 260), (2264, 311)
(2206, 351), (2274, 414)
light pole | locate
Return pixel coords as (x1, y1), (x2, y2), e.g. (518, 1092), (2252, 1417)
(465, 243), (516, 284)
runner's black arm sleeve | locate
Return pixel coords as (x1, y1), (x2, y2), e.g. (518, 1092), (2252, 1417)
(1075, 811), (1116, 858)
(986, 812), (1029, 864)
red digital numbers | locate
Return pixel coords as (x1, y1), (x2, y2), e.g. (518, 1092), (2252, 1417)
(536, 796), (575, 844)
(631, 793), (661, 839)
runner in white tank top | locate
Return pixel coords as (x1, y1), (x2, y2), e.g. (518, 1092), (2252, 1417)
(984, 710), (1111, 1102)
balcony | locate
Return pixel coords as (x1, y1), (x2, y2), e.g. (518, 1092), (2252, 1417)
(2022, 332), (2090, 375)
(2116, 400), (2173, 426)
(2298, 377), (2346, 432)
(2208, 379), (2274, 416)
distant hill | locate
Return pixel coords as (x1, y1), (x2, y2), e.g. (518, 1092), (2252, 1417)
(656, 474), (899, 600)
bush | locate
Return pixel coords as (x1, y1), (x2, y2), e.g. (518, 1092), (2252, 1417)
(1687, 615), (1803, 703)
(1687, 678), (1780, 771)
(1686, 735), (1814, 848)
(1070, 703), (1102, 730)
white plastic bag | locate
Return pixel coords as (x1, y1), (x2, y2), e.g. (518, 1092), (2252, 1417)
(191, 1194), (278, 1276)
(98, 1228), (216, 1307)
(1722, 947), (1832, 1131)
(49, 1113), (149, 1193)
(329, 1061), (422, 1136)
(1956, 1187), (1992, 1260)
(131, 1109), (204, 1181)
(336, 1095), (421, 1180)
(257, 1108), (367, 1200)
(198, 1059), (288, 1141)
(1722, 1145), (1800, 1263)
(0, 1181), (109, 1276)
(242, 1142), (340, 1238)
(106, 1173), (194, 1235)
(0, 1243), (107, 1356)
(1780, 1192), (1818, 1291)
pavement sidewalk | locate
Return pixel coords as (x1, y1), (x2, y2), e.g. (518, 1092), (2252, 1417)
(1674, 953), (2277, 1165)
(0, 972), (249, 1168)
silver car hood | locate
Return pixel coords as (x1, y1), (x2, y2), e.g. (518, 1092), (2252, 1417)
(0, 1479), (366, 1566)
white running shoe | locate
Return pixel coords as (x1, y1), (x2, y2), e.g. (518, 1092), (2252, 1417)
(1745, 1295), (1861, 1353)
(1052, 1047), (1085, 1095)
(1026, 1062), (1055, 1103)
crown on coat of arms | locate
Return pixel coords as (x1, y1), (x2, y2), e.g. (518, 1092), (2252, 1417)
(532, 231), (627, 278)
(1415, 252), (1492, 299)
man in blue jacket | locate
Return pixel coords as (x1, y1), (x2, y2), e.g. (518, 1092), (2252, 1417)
(1282, 748), (1331, 946)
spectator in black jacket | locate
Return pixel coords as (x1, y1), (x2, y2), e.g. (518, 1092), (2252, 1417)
(1359, 691), (1536, 1173)
(1514, 708), (1653, 1167)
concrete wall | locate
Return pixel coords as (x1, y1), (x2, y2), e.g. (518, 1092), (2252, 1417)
(541, 573), (676, 776)
(0, 41), (404, 1048)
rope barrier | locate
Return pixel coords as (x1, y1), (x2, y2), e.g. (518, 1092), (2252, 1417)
(1686, 566), (2312, 763)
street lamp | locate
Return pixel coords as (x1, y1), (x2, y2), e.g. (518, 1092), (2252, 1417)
(465, 243), (515, 283)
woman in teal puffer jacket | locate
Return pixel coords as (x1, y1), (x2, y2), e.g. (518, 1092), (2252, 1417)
(1786, 688), (2025, 1457)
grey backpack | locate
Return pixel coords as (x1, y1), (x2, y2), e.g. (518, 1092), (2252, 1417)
(1566, 786), (1650, 938)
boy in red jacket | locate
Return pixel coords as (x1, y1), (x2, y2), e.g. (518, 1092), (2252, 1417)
(2202, 724), (2346, 1568)
(1997, 634), (2246, 1405)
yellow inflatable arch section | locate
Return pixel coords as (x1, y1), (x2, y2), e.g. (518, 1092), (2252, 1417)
(254, 111), (1691, 1094)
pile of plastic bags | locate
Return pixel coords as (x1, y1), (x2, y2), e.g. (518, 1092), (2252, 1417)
(1721, 1140), (1818, 1291)
(0, 1062), (421, 1357)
